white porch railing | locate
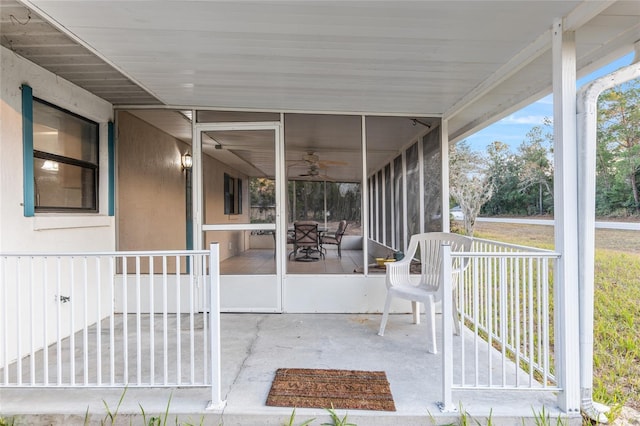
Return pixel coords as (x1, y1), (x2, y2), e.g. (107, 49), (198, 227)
(441, 239), (561, 410)
(0, 245), (223, 407)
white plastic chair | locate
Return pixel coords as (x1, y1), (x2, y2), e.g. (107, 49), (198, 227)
(377, 232), (472, 354)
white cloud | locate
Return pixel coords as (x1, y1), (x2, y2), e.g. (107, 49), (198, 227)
(500, 114), (547, 125)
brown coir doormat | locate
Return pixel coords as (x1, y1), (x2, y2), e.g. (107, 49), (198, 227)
(266, 368), (396, 411)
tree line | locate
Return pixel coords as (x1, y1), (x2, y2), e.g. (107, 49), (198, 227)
(450, 78), (639, 235)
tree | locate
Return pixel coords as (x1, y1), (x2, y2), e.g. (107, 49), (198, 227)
(517, 120), (554, 215)
(449, 141), (494, 236)
(483, 141), (527, 215)
(597, 79), (640, 214)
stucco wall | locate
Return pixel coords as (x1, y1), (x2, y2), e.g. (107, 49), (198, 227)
(0, 46), (114, 366)
(117, 111), (249, 261)
(116, 111), (189, 252)
(0, 45), (114, 252)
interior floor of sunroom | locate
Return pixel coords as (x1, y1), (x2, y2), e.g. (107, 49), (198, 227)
(219, 248), (379, 275)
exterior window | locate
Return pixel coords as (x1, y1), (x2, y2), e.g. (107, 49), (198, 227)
(32, 98), (99, 212)
(224, 173), (242, 214)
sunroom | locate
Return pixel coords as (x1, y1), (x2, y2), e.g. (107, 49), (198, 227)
(1, 0), (639, 424)
(114, 109), (444, 313)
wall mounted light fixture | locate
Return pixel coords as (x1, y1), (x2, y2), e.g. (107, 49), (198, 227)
(181, 152), (193, 170)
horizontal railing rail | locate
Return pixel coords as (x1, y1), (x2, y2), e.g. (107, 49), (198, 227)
(0, 248), (220, 393)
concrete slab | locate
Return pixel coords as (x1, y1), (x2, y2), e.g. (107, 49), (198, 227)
(0, 314), (580, 425)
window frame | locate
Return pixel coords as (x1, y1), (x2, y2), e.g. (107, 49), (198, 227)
(224, 172), (243, 215)
(30, 96), (100, 213)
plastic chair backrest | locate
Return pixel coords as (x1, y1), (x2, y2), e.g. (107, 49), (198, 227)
(405, 232), (472, 292)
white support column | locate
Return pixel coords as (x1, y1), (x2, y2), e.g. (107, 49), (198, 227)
(551, 18), (581, 415)
(441, 120), (450, 233)
(206, 243), (226, 410)
(361, 116), (369, 275)
(418, 135), (425, 234)
(192, 110), (203, 251)
(439, 243), (456, 412)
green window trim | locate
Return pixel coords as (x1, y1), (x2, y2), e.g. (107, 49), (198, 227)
(22, 85), (35, 217)
(108, 121), (115, 216)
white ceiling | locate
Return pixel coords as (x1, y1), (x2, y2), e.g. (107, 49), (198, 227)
(4, 1), (639, 181)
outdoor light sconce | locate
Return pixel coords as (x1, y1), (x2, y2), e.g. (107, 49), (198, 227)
(181, 152), (192, 170)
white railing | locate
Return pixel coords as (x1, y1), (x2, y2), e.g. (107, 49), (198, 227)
(441, 239), (560, 409)
(0, 245), (222, 406)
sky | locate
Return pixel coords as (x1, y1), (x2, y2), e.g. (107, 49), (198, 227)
(464, 51), (636, 152)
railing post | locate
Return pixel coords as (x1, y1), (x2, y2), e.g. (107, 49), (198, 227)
(206, 243), (226, 410)
(438, 243), (457, 412)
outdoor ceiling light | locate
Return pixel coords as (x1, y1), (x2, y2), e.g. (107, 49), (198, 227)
(181, 152), (192, 170)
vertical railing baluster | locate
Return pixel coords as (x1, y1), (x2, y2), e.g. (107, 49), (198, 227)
(149, 255), (155, 386)
(29, 256), (35, 385)
(162, 255), (168, 385)
(473, 255), (479, 387)
(16, 257), (22, 385)
(202, 253), (209, 384)
(56, 257), (61, 385)
(69, 257), (76, 386)
(190, 254), (195, 384)
(176, 255), (181, 385)
(486, 254), (493, 387)
(109, 256), (115, 385)
(122, 256), (128, 384)
(514, 257), (521, 387)
(96, 257), (102, 386)
(135, 255), (141, 385)
(43, 257), (49, 385)
(500, 256), (508, 386)
(543, 258), (551, 387)
(83, 257), (89, 386)
(528, 257), (535, 385)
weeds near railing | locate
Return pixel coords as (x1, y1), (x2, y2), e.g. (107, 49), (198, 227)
(531, 406), (567, 426)
(139, 392), (172, 426)
(98, 386), (127, 425)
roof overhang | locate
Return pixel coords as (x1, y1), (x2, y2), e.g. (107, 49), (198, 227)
(3, 0), (639, 143)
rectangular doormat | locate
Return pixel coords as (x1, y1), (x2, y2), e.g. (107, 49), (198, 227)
(266, 368), (396, 411)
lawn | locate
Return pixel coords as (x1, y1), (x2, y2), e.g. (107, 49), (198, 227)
(473, 222), (640, 413)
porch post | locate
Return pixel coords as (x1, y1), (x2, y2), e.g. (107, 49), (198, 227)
(551, 18), (581, 415)
(441, 119), (450, 233)
(206, 242), (226, 410)
(439, 243), (455, 412)
(192, 110), (203, 251)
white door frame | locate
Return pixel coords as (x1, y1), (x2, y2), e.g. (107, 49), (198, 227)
(193, 121), (285, 312)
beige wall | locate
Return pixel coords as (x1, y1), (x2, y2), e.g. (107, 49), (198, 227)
(117, 111), (189, 251)
(117, 111), (250, 261)
(203, 149), (250, 260)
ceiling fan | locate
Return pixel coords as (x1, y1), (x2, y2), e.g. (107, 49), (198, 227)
(294, 151), (336, 181)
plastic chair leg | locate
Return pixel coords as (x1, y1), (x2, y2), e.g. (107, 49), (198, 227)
(411, 301), (421, 324)
(378, 294), (393, 336)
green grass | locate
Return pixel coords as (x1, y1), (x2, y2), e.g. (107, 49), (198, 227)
(474, 222), (640, 413)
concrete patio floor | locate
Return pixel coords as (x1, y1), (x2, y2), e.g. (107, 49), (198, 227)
(0, 313), (577, 425)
